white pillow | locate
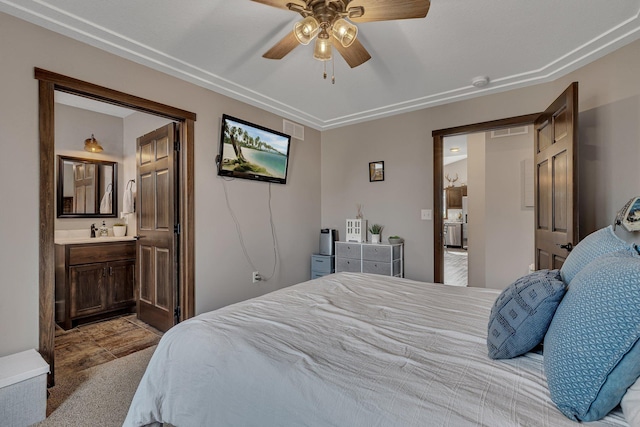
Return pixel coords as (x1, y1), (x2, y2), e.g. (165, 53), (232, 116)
(623, 376), (640, 427)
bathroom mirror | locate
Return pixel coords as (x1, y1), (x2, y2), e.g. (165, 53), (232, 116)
(57, 155), (118, 218)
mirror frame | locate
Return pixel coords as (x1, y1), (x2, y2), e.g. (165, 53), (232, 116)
(57, 155), (118, 218)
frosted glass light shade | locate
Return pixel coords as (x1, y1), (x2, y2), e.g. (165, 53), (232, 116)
(313, 37), (332, 61)
(293, 16), (320, 45)
(332, 18), (358, 47)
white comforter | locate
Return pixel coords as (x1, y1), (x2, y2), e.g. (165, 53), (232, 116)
(124, 273), (628, 427)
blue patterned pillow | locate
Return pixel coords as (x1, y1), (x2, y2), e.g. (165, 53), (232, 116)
(487, 269), (566, 359)
(560, 225), (631, 285)
(544, 248), (640, 421)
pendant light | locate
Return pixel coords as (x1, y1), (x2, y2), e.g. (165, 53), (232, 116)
(313, 27), (332, 61)
(84, 134), (104, 153)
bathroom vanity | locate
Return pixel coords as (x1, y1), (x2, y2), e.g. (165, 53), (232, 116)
(55, 238), (136, 329)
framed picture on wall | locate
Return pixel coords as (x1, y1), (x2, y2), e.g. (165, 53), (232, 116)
(369, 161), (384, 182)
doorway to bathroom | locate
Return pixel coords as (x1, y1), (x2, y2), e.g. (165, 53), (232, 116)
(37, 68), (196, 387)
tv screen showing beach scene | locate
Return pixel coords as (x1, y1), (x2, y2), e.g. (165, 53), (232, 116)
(217, 114), (292, 184)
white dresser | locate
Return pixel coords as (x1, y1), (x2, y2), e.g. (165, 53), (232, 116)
(335, 242), (403, 277)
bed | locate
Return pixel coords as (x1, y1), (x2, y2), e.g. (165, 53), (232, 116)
(123, 272), (629, 427)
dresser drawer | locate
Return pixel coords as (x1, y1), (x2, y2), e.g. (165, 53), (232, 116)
(336, 257), (361, 273)
(311, 255), (334, 273)
(362, 259), (402, 276)
(311, 271), (330, 280)
(335, 243), (361, 259)
(362, 245), (392, 262)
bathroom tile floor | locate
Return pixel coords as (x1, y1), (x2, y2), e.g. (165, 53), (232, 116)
(54, 314), (162, 380)
(48, 314), (163, 415)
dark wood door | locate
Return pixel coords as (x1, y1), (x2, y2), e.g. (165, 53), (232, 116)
(69, 263), (106, 318)
(534, 82), (578, 270)
(137, 123), (178, 332)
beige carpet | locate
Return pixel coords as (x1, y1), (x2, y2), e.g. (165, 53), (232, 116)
(36, 345), (155, 427)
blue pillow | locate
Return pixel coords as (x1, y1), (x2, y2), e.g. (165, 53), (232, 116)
(487, 269), (566, 359)
(560, 225), (631, 285)
(544, 248), (640, 421)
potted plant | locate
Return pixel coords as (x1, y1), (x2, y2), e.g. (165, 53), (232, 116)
(112, 223), (127, 237)
(388, 235), (404, 244)
(369, 224), (384, 244)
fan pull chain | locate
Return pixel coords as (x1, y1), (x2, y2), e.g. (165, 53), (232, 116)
(321, 58), (335, 84)
(332, 56), (335, 84)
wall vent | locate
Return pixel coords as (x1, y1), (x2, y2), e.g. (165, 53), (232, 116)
(491, 126), (528, 138)
(283, 119), (304, 141)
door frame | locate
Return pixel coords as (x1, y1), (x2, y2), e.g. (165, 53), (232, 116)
(36, 68), (196, 386)
(432, 113), (541, 284)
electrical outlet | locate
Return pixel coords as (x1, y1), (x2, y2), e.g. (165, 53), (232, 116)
(252, 271), (261, 283)
(421, 209), (432, 220)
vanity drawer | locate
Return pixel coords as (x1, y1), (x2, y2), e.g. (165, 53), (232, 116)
(335, 242), (361, 259)
(67, 242), (136, 265)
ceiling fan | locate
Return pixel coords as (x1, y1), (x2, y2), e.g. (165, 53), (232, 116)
(252, 0), (431, 73)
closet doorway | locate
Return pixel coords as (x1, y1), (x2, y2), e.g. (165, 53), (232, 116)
(37, 68), (196, 386)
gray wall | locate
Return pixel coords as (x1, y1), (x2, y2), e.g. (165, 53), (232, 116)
(0, 12), (321, 357)
(54, 104), (125, 231)
(1, 10), (639, 357)
(482, 129), (535, 289)
(322, 39), (640, 283)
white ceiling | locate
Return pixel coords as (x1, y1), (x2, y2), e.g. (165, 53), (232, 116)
(3, 1), (640, 130)
(443, 135), (467, 166)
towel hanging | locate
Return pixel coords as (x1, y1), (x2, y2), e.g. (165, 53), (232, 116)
(99, 183), (112, 214)
(123, 179), (135, 214)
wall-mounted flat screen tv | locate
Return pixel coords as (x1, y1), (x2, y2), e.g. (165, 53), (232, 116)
(217, 114), (292, 184)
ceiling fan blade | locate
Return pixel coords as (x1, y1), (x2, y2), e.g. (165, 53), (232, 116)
(263, 31), (300, 60)
(334, 38), (371, 68)
(348, 0), (430, 22)
(251, 0), (304, 10)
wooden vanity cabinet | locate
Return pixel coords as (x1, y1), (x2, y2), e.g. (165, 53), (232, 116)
(56, 241), (136, 329)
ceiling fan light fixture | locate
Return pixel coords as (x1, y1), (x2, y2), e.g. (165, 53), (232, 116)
(293, 16), (320, 45)
(84, 134), (103, 153)
(332, 18), (358, 48)
(313, 36), (332, 61)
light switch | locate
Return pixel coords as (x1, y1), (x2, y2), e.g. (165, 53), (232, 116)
(421, 209), (432, 220)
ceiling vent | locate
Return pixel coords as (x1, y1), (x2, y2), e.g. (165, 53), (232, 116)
(490, 126), (529, 138)
(283, 119), (304, 141)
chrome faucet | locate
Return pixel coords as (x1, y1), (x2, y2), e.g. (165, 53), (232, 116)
(90, 224), (96, 238)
